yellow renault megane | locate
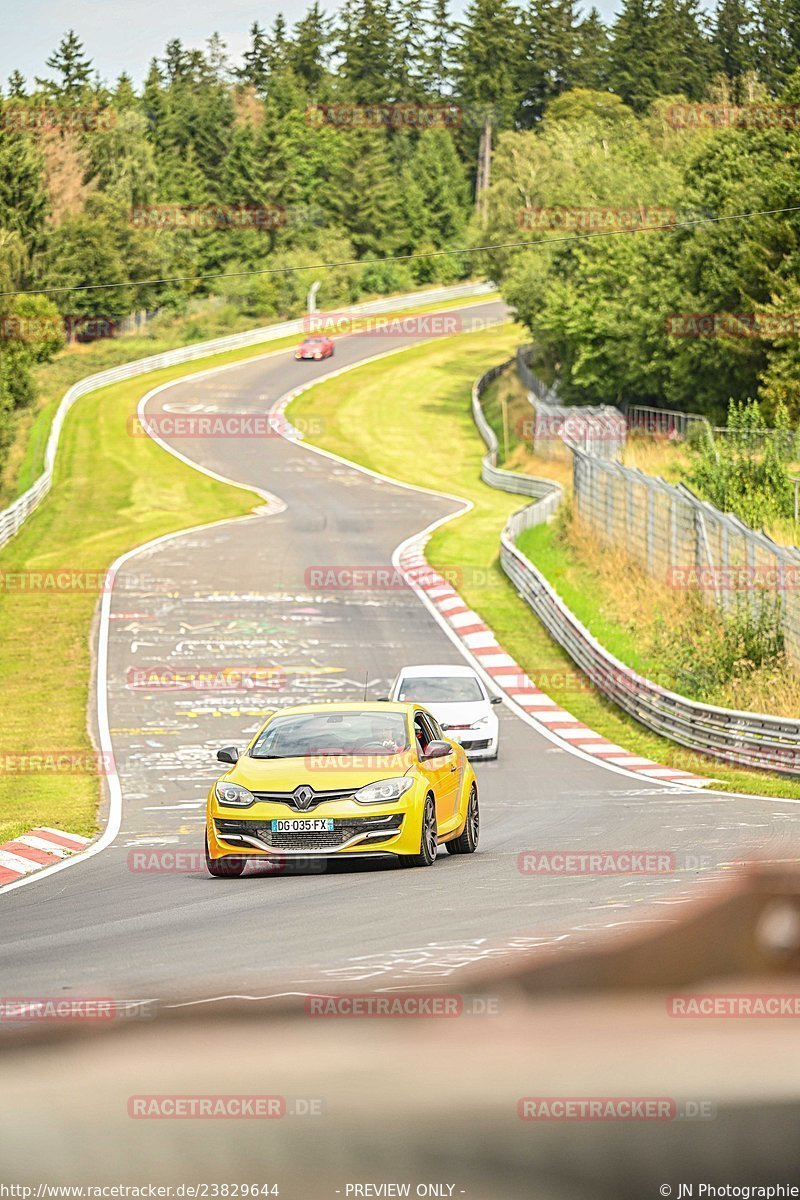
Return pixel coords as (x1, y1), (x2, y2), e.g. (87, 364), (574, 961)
(205, 702), (479, 876)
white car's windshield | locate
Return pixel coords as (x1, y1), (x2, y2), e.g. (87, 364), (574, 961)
(249, 711), (410, 758)
(397, 677), (484, 703)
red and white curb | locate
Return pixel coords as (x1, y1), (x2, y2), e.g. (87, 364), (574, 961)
(0, 828), (92, 886)
(397, 540), (715, 788)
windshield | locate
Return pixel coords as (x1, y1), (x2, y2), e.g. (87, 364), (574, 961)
(249, 711), (410, 758)
(397, 676), (484, 703)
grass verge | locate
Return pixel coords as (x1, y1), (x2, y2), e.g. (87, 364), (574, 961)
(288, 336), (800, 799)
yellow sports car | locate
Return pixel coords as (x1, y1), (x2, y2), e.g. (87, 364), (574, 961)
(205, 701), (479, 876)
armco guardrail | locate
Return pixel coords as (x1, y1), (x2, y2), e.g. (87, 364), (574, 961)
(500, 529), (800, 776)
(0, 281), (495, 552)
(477, 357), (800, 777)
(472, 360), (562, 523)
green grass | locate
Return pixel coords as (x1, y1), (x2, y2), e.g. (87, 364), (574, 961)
(0, 345), (283, 842)
(288, 332), (800, 799)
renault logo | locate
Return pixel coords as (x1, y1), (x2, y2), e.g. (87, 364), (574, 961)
(293, 785), (314, 810)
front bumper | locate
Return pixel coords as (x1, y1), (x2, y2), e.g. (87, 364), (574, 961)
(445, 732), (498, 760)
(214, 812), (405, 856)
(206, 795), (421, 860)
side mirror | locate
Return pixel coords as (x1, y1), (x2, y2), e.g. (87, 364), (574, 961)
(216, 746), (240, 765)
(376, 696), (389, 702)
(421, 739), (452, 761)
(490, 695), (503, 705)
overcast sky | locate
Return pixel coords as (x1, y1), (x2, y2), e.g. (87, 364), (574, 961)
(1, 0), (624, 90)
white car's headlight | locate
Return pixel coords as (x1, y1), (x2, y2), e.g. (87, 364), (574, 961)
(354, 777), (414, 804)
(215, 781), (255, 807)
(470, 716), (490, 729)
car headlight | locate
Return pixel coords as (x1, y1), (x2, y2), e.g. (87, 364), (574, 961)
(214, 781), (255, 807)
(470, 716), (490, 728)
(354, 777), (414, 804)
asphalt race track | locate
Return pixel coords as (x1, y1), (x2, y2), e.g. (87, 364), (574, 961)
(2, 298), (800, 1005)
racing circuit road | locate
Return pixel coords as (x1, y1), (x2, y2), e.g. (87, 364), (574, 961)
(2, 297), (800, 1004)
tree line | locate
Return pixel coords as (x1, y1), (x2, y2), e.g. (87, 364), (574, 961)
(2, 0), (800, 466)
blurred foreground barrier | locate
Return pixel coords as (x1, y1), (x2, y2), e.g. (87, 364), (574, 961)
(1, 864), (799, 1198)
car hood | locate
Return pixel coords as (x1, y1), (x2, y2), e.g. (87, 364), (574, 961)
(416, 700), (491, 728)
(225, 753), (415, 792)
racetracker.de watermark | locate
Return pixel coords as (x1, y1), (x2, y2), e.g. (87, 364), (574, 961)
(130, 204), (287, 230)
(126, 666), (286, 692)
(128, 413), (324, 439)
(0, 316), (116, 342)
(516, 412), (627, 442)
(305, 565), (463, 590)
(0, 106), (116, 132)
(303, 312), (468, 337)
(667, 565), (800, 591)
(666, 102), (800, 129)
(665, 313), (800, 338)
(128, 1095), (324, 1118)
(518, 206), (676, 231)
(0, 997), (155, 1022)
(0, 750), (114, 775)
(517, 850), (717, 875)
(517, 1097), (716, 1121)
(306, 100), (506, 130)
(668, 993), (800, 1017)
(304, 993), (499, 1017)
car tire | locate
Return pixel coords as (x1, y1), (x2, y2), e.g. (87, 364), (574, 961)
(445, 786), (479, 855)
(205, 834), (246, 878)
(399, 795), (437, 868)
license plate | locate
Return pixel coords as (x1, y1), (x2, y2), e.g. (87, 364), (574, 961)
(270, 818), (334, 833)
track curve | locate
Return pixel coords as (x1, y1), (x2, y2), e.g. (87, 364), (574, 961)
(1, 299), (799, 1004)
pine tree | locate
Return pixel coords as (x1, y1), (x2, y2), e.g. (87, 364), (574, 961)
(426, 0), (457, 96)
(113, 73), (138, 110)
(337, 0), (399, 102)
(756, 0), (790, 93)
(6, 71), (26, 99)
(205, 33), (230, 82)
(0, 127), (48, 253)
(36, 30), (93, 100)
(290, 3), (333, 92)
(574, 8), (609, 91)
(653, 0), (712, 100)
(395, 0), (430, 99)
(518, 0), (583, 124)
(712, 0), (755, 90)
(608, 0), (662, 109)
(238, 24), (271, 94)
(332, 132), (404, 254)
(268, 15), (290, 73)
(456, 0), (521, 121)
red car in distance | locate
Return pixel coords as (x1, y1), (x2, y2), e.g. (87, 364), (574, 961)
(295, 335), (334, 361)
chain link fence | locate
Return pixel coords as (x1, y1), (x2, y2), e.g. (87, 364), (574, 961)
(571, 446), (800, 667)
(516, 346), (626, 462)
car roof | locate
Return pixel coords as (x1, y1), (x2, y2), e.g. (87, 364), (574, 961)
(397, 664), (481, 679)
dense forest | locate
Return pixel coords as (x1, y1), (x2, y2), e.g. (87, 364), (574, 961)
(3, 0), (800, 463)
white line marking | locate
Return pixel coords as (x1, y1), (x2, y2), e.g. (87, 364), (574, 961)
(37, 827), (92, 844)
(0, 849), (42, 874)
(15, 835), (72, 857)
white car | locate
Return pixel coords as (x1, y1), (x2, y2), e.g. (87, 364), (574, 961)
(388, 664), (501, 760)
